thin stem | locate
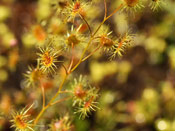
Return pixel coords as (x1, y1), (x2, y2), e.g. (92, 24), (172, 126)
(79, 14), (92, 36)
(50, 96), (72, 106)
(34, 74), (68, 125)
(92, 20), (105, 37)
(50, 74), (68, 104)
(34, 108), (46, 125)
(68, 43), (74, 73)
(34, 96), (71, 125)
(104, 0), (107, 19)
(41, 85), (45, 109)
(61, 64), (68, 75)
(71, 38), (93, 72)
(93, 4), (124, 37)
(105, 4), (124, 21)
(82, 44), (103, 62)
(71, 4), (124, 72)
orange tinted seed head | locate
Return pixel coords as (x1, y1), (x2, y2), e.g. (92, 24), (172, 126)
(124, 0), (139, 7)
(74, 85), (87, 99)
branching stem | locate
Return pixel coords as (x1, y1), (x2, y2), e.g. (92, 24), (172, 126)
(33, 3), (124, 125)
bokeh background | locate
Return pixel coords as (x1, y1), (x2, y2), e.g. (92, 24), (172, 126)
(0, 0), (175, 131)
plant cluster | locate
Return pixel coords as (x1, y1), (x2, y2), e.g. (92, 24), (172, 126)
(0, 0), (169, 130)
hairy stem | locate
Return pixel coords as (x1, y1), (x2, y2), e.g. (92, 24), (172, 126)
(104, 0), (107, 19)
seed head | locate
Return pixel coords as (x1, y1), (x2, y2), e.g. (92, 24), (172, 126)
(24, 66), (43, 88)
(49, 115), (73, 131)
(96, 25), (115, 50)
(65, 25), (86, 48)
(149, 0), (165, 11)
(76, 96), (99, 119)
(37, 46), (60, 73)
(100, 34), (114, 48)
(10, 104), (34, 131)
(124, 0), (139, 7)
(70, 75), (99, 119)
(122, 0), (144, 12)
(109, 32), (134, 59)
(74, 84), (87, 100)
(61, 0), (89, 22)
(71, 75), (88, 106)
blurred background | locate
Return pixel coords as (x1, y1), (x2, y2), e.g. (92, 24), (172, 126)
(0, 0), (175, 131)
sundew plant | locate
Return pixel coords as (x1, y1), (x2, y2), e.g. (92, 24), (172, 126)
(1, 0), (174, 131)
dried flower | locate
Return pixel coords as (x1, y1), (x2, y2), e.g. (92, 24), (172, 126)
(65, 25), (86, 48)
(149, 0), (165, 11)
(10, 104), (34, 131)
(122, 0), (144, 12)
(70, 75), (87, 106)
(76, 96), (99, 119)
(37, 46), (60, 73)
(109, 32), (134, 59)
(96, 25), (115, 50)
(61, 0), (90, 22)
(24, 66), (43, 87)
(49, 115), (73, 131)
(70, 75), (99, 118)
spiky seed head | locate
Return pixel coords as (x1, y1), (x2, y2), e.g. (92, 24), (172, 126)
(67, 34), (80, 46)
(71, 75), (88, 106)
(76, 96), (99, 119)
(61, 0), (89, 22)
(49, 115), (73, 131)
(74, 84), (87, 99)
(149, 0), (164, 11)
(65, 25), (85, 48)
(72, 1), (86, 17)
(24, 67), (43, 87)
(124, 0), (139, 7)
(38, 46), (60, 73)
(100, 35), (114, 48)
(122, 0), (144, 12)
(70, 75), (99, 119)
(10, 104), (34, 131)
(109, 32), (134, 59)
